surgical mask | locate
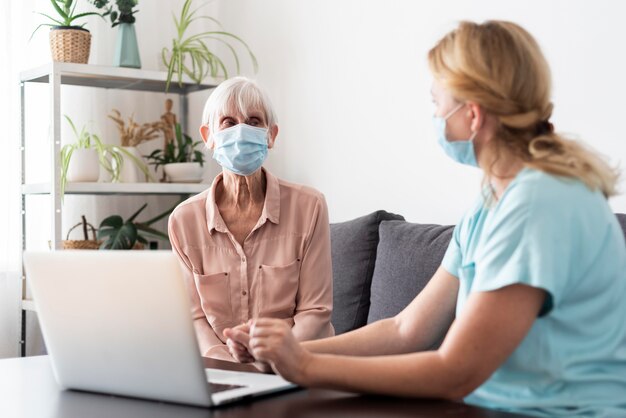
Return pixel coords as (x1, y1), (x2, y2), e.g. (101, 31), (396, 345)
(211, 124), (269, 176)
(432, 103), (478, 167)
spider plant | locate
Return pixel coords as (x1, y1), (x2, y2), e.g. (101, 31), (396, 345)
(162, 0), (258, 91)
(31, 0), (102, 39)
(61, 115), (153, 197)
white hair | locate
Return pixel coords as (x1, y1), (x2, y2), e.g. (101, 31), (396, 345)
(202, 77), (277, 134)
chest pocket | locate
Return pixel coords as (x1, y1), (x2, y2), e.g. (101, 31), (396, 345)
(193, 271), (233, 326)
(256, 259), (301, 318)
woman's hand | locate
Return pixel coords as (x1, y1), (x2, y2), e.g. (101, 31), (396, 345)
(223, 322), (255, 363)
(249, 318), (313, 384)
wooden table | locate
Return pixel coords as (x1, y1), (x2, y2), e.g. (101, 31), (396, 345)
(0, 355), (533, 417)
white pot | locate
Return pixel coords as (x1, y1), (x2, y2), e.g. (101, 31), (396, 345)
(66, 148), (100, 182)
(164, 162), (203, 183)
(118, 146), (146, 183)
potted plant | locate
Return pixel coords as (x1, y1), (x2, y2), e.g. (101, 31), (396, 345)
(31, 0), (102, 64)
(61, 115), (152, 196)
(91, 0), (141, 68)
(144, 123), (205, 183)
(162, 0), (258, 92)
(98, 202), (174, 250)
(108, 109), (161, 182)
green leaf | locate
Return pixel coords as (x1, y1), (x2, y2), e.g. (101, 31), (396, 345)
(99, 221), (137, 250)
(136, 223), (169, 240)
(126, 203), (147, 223)
(98, 215), (124, 231)
(35, 12), (65, 26)
(68, 11), (101, 24)
(49, 0), (69, 21)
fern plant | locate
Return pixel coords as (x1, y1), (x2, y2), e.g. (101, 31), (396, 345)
(162, 0), (258, 91)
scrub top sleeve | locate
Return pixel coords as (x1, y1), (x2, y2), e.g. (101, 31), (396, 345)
(442, 223), (462, 278)
(472, 189), (571, 312)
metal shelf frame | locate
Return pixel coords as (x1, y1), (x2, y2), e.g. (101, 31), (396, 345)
(19, 62), (217, 356)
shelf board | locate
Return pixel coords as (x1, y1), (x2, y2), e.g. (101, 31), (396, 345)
(20, 62), (219, 94)
(22, 182), (209, 196)
(22, 299), (36, 312)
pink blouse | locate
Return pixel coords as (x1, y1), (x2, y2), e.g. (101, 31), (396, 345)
(168, 168), (334, 361)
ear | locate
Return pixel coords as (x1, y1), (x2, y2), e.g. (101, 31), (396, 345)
(199, 125), (214, 150)
(466, 102), (484, 134)
(267, 125), (279, 149)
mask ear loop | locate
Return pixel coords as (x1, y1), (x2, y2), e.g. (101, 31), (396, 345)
(443, 103), (465, 120)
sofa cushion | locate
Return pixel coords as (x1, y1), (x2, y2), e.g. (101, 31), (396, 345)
(330, 210), (404, 334)
(367, 220), (454, 324)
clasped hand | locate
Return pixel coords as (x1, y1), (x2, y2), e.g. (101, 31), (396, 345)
(223, 318), (312, 383)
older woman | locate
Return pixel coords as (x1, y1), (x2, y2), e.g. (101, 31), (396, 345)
(225, 21), (626, 417)
(168, 77), (334, 362)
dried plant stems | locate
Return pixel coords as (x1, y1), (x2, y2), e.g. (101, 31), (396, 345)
(108, 109), (165, 147)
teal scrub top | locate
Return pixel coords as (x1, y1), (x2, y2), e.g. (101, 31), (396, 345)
(442, 167), (626, 417)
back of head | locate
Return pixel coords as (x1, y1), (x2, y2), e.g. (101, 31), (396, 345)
(202, 76), (277, 134)
(428, 20), (619, 197)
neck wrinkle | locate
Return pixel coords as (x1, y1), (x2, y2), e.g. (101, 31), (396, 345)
(219, 170), (266, 209)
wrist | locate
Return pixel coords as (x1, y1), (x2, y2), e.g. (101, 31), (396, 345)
(298, 350), (316, 385)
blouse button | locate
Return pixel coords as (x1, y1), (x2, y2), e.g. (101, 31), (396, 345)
(242, 290), (247, 296)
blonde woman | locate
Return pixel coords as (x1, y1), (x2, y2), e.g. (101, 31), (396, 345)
(168, 77), (334, 362)
(224, 21), (626, 416)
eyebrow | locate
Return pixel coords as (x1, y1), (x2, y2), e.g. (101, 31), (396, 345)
(218, 111), (266, 123)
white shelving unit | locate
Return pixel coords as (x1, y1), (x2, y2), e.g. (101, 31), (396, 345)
(22, 182), (209, 195)
(19, 62), (217, 356)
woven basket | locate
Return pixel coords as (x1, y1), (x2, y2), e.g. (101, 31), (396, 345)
(63, 220), (100, 250)
(49, 27), (91, 64)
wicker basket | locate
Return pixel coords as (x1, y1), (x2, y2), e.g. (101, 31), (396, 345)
(49, 27), (91, 64)
(63, 220), (100, 250)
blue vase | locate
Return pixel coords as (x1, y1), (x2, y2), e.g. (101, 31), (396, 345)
(114, 23), (141, 69)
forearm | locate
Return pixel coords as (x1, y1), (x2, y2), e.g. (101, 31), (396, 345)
(291, 308), (333, 341)
(301, 351), (467, 400)
(194, 318), (232, 358)
(302, 317), (410, 356)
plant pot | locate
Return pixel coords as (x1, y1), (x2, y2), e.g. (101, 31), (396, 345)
(66, 149), (100, 182)
(49, 26), (91, 64)
(118, 146), (146, 183)
(164, 162), (203, 183)
(114, 23), (141, 69)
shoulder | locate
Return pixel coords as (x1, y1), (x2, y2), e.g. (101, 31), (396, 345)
(169, 188), (210, 224)
(504, 167), (600, 216)
(277, 177), (327, 208)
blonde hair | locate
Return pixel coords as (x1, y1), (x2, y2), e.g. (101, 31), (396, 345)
(428, 20), (619, 198)
(202, 76), (277, 133)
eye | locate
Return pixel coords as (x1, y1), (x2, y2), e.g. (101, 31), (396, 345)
(247, 117), (261, 127)
(221, 117), (236, 128)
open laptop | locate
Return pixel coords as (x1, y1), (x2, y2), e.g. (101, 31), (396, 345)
(23, 250), (296, 407)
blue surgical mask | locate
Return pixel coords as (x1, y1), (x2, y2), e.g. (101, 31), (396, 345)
(211, 124), (269, 176)
(432, 103), (478, 167)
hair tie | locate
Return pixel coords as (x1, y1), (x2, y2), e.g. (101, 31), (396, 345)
(535, 120), (554, 136)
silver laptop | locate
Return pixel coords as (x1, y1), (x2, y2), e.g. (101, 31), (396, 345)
(23, 250), (296, 407)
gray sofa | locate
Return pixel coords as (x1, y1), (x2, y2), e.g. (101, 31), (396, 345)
(330, 210), (626, 335)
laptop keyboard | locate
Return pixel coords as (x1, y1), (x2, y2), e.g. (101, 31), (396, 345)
(209, 382), (246, 393)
